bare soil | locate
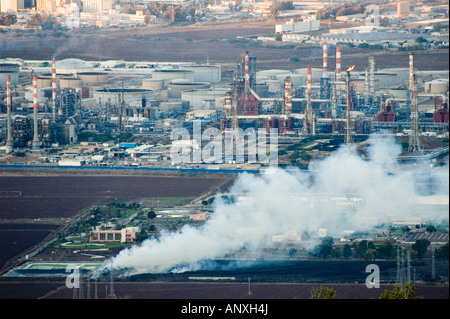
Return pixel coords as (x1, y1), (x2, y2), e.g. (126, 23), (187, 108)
(1, 19), (448, 71)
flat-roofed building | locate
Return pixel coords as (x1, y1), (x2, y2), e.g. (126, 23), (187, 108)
(90, 226), (140, 243)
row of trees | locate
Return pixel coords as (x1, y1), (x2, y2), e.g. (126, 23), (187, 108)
(0, 13), (17, 26)
(310, 281), (423, 299)
(311, 236), (449, 261)
(316, 2), (366, 19)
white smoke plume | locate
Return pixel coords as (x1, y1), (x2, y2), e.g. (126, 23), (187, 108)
(97, 134), (448, 276)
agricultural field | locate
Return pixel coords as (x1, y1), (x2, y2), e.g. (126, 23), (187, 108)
(1, 18), (448, 71)
(0, 173), (235, 273)
(1, 280), (446, 300)
(0, 223), (60, 271)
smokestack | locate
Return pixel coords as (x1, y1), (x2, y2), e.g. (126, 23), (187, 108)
(409, 52), (414, 92)
(303, 65), (314, 135)
(224, 92), (232, 117)
(336, 46), (341, 82)
(32, 75), (40, 151)
(284, 76), (292, 114)
(5, 75), (13, 153)
(345, 66), (355, 145)
(244, 51), (250, 92)
(307, 65), (312, 94)
(323, 42), (328, 78)
(369, 56), (375, 95)
(52, 57), (57, 121)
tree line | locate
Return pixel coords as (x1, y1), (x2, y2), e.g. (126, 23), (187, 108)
(310, 236), (449, 261)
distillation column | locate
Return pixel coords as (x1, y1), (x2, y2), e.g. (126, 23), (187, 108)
(408, 52), (421, 153)
(345, 66), (355, 145)
(32, 75), (40, 151)
(303, 65), (315, 135)
(5, 75), (13, 153)
(52, 57), (57, 121)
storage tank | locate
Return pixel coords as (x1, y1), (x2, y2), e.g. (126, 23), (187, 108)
(181, 88), (228, 111)
(375, 73), (398, 89)
(60, 77), (82, 89)
(183, 65), (222, 83)
(36, 76), (52, 89)
(425, 79), (449, 94)
(152, 69), (195, 82)
(0, 63), (20, 85)
(93, 88), (155, 107)
(142, 79), (164, 91)
(159, 101), (184, 112)
(265, 80), (282, 93)
(255, 83), (269, 98)
(258, 69), (290, 79)
(77, 72), (108, 85)
(55, 58), (93, 74)
(167, 81), (210, 98)
(294, 67), (322, 82)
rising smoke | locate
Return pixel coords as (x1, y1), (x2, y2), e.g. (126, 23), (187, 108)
(96, 134), (448, 277)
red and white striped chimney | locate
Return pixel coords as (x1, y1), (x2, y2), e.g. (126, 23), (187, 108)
(307, 65), (312, 94)
(33, 75), (38, 111)
(323, 42), (328, 78)
(336, 46), (341, 82)
(244, 51), (250, 91)
(52, 57), (56, 121)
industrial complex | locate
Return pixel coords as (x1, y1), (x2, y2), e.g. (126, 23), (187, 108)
(0, 0), (448, 301)
(0, 47), (448, 168)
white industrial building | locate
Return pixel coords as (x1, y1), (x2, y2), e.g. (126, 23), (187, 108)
(275, 16), (320, 34)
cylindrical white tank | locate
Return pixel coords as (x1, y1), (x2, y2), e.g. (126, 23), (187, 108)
(93, 88), (155, 107)
(167, 81), (210, 98)
(183, 65), (222, 83)
(159, 101), (184, 112)
(424, 79), (449, 94)
(255, 83), (269, 98)
(265, 80), (282, 93)
(36, 76), (52, 89)
(0, 63), (20, 85)
(60, 77), (82, 89)
(77, 72), (108, 85)
(294, 67), (322, 82)
(142, 79), (164, 90)
(375, 73), (398, 89)
(152, 69), (195, 82)
(257, 69), (290, 79)
(181, 88), (228, 111)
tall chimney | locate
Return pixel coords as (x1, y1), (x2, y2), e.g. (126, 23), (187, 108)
(323, 42), (328, 78)
(5, 75), (13, 153)
(345, 67), (354, 145)
(336, 46), (341, 82)
(284, 76), (292, 114)
(32, 75), (40, 151)
(52, 57), (57, 121)
(244, 51), (250, 92)
(409, 52), (414, 91)
(369, 56), (375, 95)
(307, 64), (312, 95)
(303, 65), (315, 135)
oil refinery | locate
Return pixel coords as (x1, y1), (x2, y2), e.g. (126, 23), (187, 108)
(0, 47), (448, 167)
